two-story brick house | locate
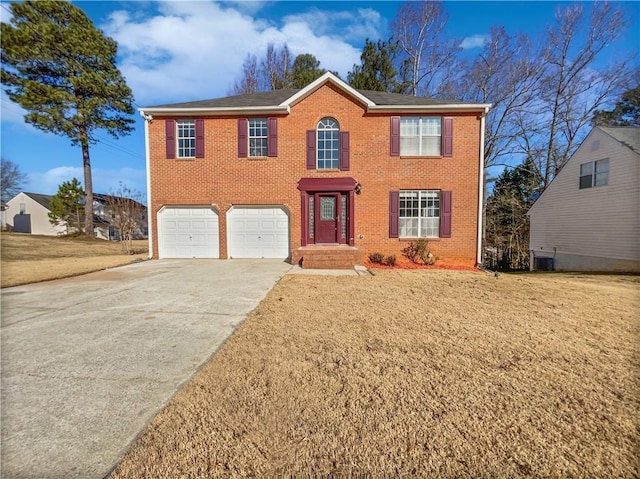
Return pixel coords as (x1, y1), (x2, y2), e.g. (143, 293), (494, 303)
(140, 72), (490, 268)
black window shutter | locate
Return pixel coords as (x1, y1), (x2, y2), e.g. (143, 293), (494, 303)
(440, 190), (452, 238)
(165, 119), (175, 159)
(306, 130), (316, 169)
(339, 131), (350, 171)
(442, 117), (453, 157)
(267, 117), (278, 157)
(389, 191), (399, 238)
(238, 118), (248, 158)
(390, 116), (400, 156)
(195, 119), (205, 158)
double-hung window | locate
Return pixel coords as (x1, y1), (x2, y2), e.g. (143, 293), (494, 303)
(165, 119), (204, 159)
(400, 117), (441, 156)
(238, 117), (277, 158)
(249, 118), (268, 157)
(176, 119), (196, 158)
(579, 159), (609, 189)
(399, 190), (441, 238)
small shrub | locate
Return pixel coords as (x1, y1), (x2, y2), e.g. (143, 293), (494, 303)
(401, 242), (420, 263)
(383, 255), (396, 266)
(402, 239), (437, 265)
(368, 252), (384, 264)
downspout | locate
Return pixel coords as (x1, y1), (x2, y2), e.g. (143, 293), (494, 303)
(141, 111), (154, 259)
(476, 106), (489, 266)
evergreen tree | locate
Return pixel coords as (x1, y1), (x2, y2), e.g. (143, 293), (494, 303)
(48, 178), (85, 235)
(1, 0), (135, 237)
(592, 86), (640, 127)
(289, 54), (327, 88)
(348, 38), (405, 93)
(484, 158), (542, 270)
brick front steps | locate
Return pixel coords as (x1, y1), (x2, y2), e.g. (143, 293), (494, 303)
(291, 245), (365, 269)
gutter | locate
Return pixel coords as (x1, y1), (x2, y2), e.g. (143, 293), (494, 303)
(477, 105), (490, 266)
(367, 103), (492, 114)
(137, 105), (291, 117)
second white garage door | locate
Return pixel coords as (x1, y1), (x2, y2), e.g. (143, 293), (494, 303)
(227, 206), (289, 259)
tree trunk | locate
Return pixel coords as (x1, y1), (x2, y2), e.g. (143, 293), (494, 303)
(81, 138), (93, 237)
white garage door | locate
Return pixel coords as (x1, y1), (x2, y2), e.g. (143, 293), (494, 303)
(227, 207), (289, 259)
(158, 207), (219, 258)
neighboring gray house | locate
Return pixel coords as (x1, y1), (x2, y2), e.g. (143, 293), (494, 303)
(4, 192), (67, 236)
(4, 191), (148, 239)
(528, 126), (640, 272)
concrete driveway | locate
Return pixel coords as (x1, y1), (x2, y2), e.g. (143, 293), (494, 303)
(1, 259), (291, 479)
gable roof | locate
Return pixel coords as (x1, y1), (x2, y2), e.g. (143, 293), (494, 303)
(22, 192), (54, 210)
(140, 72), (491, 117)
(599, 126), (640, 154)
(527, 125), (640, 215)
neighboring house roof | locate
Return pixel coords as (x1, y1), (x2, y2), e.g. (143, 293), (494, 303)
(599, 126), (640, 154)
(141, 72), (491, 117)
(93, 193), (147, 210)
(21, 192), (54, 210)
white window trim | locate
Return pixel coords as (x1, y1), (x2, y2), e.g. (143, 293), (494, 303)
(248, 118), (268, 157)
(317, 117), (340, 169)
(400, 117), (442, 156)
(399, 189), (441, 238)
(176, 119), (196, 158)
(579, 158), (609, 189)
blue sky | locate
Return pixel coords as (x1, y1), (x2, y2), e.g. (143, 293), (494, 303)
(1, 0), (638, 203)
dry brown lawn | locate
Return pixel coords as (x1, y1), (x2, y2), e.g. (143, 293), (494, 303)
(109, 270), (640, 478)
(0, 232), (148, 288)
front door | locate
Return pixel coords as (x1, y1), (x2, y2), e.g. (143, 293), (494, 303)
(316, 194), (339, 243)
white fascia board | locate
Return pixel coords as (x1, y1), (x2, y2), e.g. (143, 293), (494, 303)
(281, 72), (375, 108)
(367, 103), (492, 113)
(137, 105), (290, 117)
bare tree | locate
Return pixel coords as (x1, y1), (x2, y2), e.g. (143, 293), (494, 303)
(456, 27), (543, 169)
(261, 43), (293, 90)
(1, 158), (27, 202)
(104, 183), (146, 254)
(391, 0), (461, 97)
(229, 53), (260, 95)
(529, 2), (632, 186)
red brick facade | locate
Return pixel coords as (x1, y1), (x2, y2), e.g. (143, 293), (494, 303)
(145, 76), (486, 267)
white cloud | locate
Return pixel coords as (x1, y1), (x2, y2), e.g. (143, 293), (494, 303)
(29, 166), (147, 201)
(282, 7), (384, 43)
(102, 1), (378, 105)
(460, 34), (488, 50)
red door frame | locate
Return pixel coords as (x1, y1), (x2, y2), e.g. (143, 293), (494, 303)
(298, 177), (357, 247)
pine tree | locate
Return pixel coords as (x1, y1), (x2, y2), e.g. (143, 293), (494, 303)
(592, 86), (640, 127)
(289, 54), (327, 88)
(48, 178), (85, 235)
(348, 39), (405, 93)
(1, 0), (135, 237)
(485, 158), (542, 270)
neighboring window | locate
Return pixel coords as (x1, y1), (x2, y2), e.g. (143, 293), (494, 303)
(579, 159), (609, 189)
(19, 203), (26, 214)
(399, 190), (440, 238)
(249, 118), (268, 157)
(176, 119), (196, 158)
(400, 117), (441, 156)
(317, 118), (340, 169)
